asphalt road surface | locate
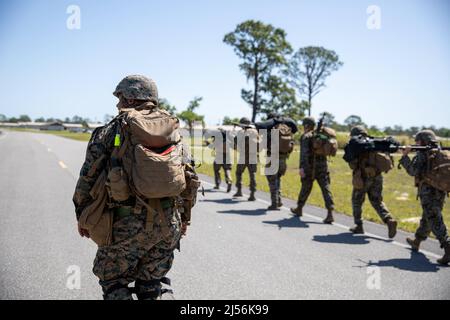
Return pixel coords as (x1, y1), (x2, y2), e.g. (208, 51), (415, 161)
(0, 130), (449, 300)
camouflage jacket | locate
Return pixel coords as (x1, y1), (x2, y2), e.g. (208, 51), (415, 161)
(300, 130), (328, 176)
(73, 120), (119, 219)
(399, 151), (428, 187)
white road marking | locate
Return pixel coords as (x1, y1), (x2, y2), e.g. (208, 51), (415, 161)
(59, 161), (68, 169)
(200, 179), (441, 259)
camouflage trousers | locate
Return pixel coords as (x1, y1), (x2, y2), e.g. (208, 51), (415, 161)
(415, 184), (449, 247)
(214, 161), (232, 187)
(297, 170), (334, 211)
(352, 174), (392, 225)
(235, 163), (257, 192)
(93, 205), (181, 300)
(266, 154), (288, 205)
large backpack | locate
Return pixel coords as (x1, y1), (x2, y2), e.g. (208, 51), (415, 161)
(107, 107), (187, 201)
(367, 152), (394, 174)
(275, 123), (294, 154)
(313, 127), (338, 157)
(423, 150), (450, 192)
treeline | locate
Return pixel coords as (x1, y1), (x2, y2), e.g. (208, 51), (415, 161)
(316, 113), (449, 138)
(0, 114), (103, 124)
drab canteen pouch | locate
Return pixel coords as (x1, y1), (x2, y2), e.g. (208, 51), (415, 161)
(78, 170), (113, 247)
(180, 164), (201, 202)
(106, 167), (131, 202)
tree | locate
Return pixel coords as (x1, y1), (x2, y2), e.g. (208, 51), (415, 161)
(35, 117), (46, 123)
(222, 116), (240, 126)
(224, 20), (293, 122)
(0, 114), (7, 122)
(177, 97), (205, 133)
(159, 98), (177, 115)
(344, 115), (365, 129)
(259, 75), (305, 122)
(71, 115), (84, 124)
(319, 111), (336, 127)
(287, 46), (343, 116)
(18, 115), (31, 122)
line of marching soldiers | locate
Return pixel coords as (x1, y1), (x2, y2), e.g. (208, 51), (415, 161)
(205, 115), (450, 265)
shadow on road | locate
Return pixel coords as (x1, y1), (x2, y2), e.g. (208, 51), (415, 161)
(356, 251), (443, 273)
(312, 232), (392, 245)
(217, 209), (267, 216)
(263, 217), (322, 229)
(201, 198), (237, 205)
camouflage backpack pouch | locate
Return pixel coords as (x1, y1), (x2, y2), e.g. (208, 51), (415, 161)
(275, 123), (294, 154)
(423, 150), (450, 192)
(313, 127), (338, 157)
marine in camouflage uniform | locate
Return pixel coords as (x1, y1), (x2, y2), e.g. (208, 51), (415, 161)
(207, 128), (232, 192)
(347, 126), (398, 238)
(399, 129), (450, 265)
(291, 117), (334, 224)
(73, 75), (188, 299)
(263, 113), (298, 211)
(233, 117), (259, 201)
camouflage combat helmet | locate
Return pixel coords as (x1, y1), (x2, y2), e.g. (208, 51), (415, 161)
(113, 75), (158, 103)
(350, 125), (368, 137)
(240, 117), (251, 125)
(415, 130), (437, 144)
(302, 116), (316, 127)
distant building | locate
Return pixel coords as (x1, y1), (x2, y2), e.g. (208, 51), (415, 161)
(40, 122), (65, 131)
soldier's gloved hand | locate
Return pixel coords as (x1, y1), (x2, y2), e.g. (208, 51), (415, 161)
(299, 168), (306, 178)
(181, 222), (188, 236)
(402, 147), (411, 156)
(77, 223), (90, 238)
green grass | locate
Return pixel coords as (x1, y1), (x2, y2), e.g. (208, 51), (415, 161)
(4, 127), (92, 141)
(195, 147), (449, 234)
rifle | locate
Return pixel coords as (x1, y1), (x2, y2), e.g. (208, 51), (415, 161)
(316, 114), (325, 134)
(343, 135), (450, 163)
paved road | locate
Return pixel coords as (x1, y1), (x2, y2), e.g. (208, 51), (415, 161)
(0, 130), (449, 300)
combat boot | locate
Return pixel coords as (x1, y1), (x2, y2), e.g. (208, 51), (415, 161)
(290, 206), (303, 217)
(214, 185), (220, 190)
(323, 210), (334, 224)
(406, 237), (421, 251)
(267, 203), (280, 211)
(437, 243), (450, 265)
(227, 183), (232, 193)
(386, 218), (398, 239)
(277, 197), (283, 208)
(248, 192), (256, 201)
(350, 224), (364, 234)
(233, 189), (243, 197)
(103, 285), (133, 300)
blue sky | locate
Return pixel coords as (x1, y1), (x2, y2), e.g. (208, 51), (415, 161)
(0, 0), (449, 128)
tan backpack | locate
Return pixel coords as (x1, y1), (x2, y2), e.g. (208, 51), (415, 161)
(423, 150), (450, 192)
(107, 107), (187, 201)
(313, 127), (338, 157)
(275, 123), (294, 154)
(367, 152), (394, 174)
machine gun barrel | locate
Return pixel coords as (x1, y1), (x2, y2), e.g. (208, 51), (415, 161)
(396, 145), (450, 152)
